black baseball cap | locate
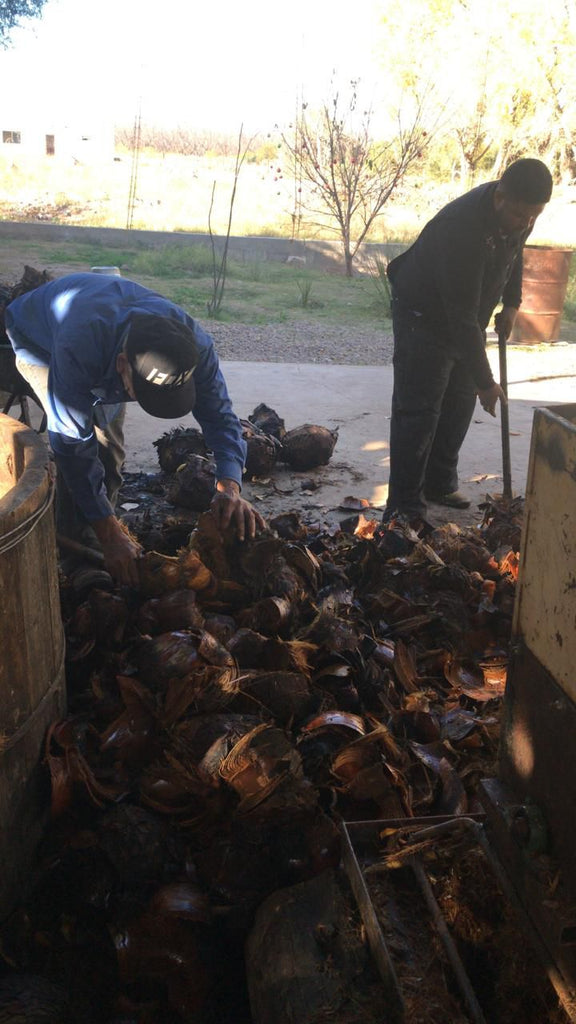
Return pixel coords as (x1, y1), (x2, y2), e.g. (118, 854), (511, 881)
(124, 314), (198, 418)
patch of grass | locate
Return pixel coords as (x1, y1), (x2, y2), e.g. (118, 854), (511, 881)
(0, 231), (392, 329)
(368, 255), (392, 316)
(41, 244), (139, 270)
(294, 275), (314, 308)
(130, 245), (214, 278)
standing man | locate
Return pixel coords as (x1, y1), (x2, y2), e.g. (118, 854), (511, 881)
(384, 157), (553, 528)
(5, 272), (264, 586)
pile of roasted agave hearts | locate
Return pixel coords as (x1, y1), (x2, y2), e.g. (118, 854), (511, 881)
(0, 499), (522, 1023)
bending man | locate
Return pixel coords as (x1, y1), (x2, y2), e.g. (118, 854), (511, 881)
(6, 272), (264, 586)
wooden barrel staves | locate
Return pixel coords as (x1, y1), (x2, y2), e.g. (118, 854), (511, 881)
(512, 245), (574, 344)
(0, 414), (66, 920)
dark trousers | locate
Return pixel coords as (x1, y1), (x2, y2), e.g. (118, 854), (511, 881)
(386, 301), (478, 519)
(13, 356), (126, 546)
(56, 406), (126, 545)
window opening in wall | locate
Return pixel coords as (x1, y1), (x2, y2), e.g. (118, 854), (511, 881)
(2, 131), (21, 144)
(45, 134), (55, 156)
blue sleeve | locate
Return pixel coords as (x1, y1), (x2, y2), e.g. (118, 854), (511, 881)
(191, 326), (247, 486)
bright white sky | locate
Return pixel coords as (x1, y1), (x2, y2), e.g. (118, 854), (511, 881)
(0, 0), (384, 131)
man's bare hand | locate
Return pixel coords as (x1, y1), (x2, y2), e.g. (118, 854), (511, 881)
(211, 479), (266, 541)
(477, 382), (507, 417)
(93, 515), (142, 586)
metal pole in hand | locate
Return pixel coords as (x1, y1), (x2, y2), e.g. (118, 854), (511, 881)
(498, 327), (513, 500)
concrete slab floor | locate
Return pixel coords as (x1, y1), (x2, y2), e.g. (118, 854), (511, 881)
(121, 342), (576, 532)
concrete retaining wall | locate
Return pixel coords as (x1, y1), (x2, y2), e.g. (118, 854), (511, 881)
(0, 221), (408, 274)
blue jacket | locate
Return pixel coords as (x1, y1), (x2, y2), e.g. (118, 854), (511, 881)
(6, 273), (247, 521)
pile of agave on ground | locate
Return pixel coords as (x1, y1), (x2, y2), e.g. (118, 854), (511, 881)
(0, 490), (524, 1023)
(151, 408), (339, 520)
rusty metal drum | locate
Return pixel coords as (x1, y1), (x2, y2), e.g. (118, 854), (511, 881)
(512, 245), (574, 343)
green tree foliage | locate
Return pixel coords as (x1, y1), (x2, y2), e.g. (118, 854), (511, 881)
(377, 0), (576, 185)
(0, 0), (48, 45)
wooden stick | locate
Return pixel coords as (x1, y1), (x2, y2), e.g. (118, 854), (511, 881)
(56, 534), (105, 565)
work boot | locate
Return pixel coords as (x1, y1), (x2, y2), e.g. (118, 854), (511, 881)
(425, 490), (471, 510)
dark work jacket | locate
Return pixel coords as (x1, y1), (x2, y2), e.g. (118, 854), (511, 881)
(387, 181), (530, 390)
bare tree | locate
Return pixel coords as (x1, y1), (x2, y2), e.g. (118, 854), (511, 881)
(283, 82), (437, 276)
(207, 125), (254, 317)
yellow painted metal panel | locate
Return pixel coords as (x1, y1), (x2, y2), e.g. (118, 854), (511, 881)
(513, 405), (576, 701)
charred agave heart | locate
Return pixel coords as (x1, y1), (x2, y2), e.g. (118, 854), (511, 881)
(137, 549), (215, 597)
(97, 803), (171, 885)
(248, 403), (286, 440)
(243, 427), (278, 480)
(0, 975), (72, 1023)
(134, 630), (200, 686)
(153, 426), (209, 473)
(167, 454), (216, 511)
(279, 423), (338, 470)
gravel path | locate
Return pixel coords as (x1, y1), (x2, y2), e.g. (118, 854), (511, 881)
(203, 319), (394, 365)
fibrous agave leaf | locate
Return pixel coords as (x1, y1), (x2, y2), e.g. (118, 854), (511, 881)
(219, 724), (303, 802)
(163, 663), (240, 724)
(195, 629), (237, 668)
(99, 697), (160, 775)
(227, 627), (268, 666)
(135, 631), (200, 688)
(260, 638), (316, 675)
(238, 596), (293, 637)
(335, 761), (410, 819)
(372, 638), (396, 667)
(409, 741), (468, 816)
(202, 612), (237, 645)
(188, 509), (234, 578)
(137, 589), (205, 634)
(137, 549), (215, 597)
(65, 601), (96, 661)
(282, 543), (322, 590)
(300, 710), (366, 736)
(45, 721), (75, 818)
(235, 671), (312, 725)
(89, 589), (130, 646)
(140, 754), (214, 817)
(296, 605), (360, 652)
(393, 639), (421, 693)
(66, 745), (128, 808)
